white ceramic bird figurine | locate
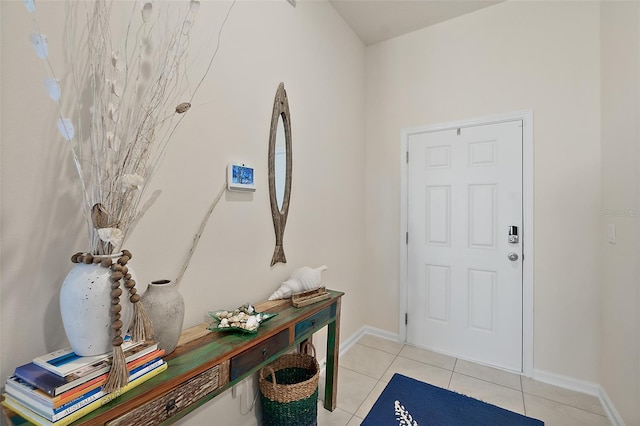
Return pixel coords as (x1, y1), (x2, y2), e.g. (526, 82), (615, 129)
(268, 265), (328, 300)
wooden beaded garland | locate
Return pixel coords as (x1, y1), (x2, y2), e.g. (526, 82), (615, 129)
(70, 250), (141, 349)
(70, 249), (151, 393)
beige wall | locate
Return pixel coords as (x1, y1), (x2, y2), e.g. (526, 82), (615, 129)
(2, 0), (639, 424)
(600, 2), (640, 424)
(365, 1), (640, 422)
(0, 1), (366, 423)
(365, 0), (602, 382)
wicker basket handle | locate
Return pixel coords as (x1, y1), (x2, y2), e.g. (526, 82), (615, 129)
(259, 365), (278, 390)
(300, 341), (316, 358)
(259, 342), (317, 391)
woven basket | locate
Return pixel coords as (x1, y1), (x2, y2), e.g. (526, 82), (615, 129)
(259, 342), (319, 426)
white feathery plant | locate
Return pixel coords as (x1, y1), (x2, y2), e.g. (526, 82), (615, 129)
(25, 0), (232, 254)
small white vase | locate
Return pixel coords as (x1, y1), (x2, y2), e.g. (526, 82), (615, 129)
(60, 253), (134, 356)
(141, 280), (185, 355)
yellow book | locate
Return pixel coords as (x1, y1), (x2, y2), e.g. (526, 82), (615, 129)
(2, 362), (167, 426)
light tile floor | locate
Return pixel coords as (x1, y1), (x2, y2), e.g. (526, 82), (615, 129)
(316, 335), (611, 426)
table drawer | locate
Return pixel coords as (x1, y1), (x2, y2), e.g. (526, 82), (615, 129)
(295, 304), (336, 339)
(230, 329), (289, 381)
(107, 361), (230, 426)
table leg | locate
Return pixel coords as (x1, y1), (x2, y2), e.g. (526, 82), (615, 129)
(324, 298), (341, 411)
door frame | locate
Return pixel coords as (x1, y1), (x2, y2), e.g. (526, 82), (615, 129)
(399, 110), (534, 376)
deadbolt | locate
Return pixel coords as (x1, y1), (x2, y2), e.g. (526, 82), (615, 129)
(508, 226), (519, 244)
(508, 252), (519, 261)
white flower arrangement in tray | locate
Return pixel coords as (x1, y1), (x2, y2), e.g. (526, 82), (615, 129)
(208, 304), (277, 334)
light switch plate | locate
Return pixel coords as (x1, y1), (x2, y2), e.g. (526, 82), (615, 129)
(607, 224), (616, 244)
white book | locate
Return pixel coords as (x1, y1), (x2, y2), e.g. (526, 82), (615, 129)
(33, 336), (142, 378)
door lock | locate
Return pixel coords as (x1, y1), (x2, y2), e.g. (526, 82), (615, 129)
(508, 226), (519, 244)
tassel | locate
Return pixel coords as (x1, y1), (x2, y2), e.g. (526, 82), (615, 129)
(119, 249), (152, 342)
(101, 249), (133, 394)
(102, 343), (128, 393)
(130, 301), (153, 342)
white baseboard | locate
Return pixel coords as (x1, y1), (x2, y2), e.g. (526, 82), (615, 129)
(532, 369), (601, 396)
(340, 325), (401, 355)
(533, 369), (627, 426)
(599, 387), (626, 426)
(318, 325), (401, 369)
(356, 325), (401, 343)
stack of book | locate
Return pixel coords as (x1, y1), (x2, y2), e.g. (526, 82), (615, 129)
(2, 337), (167, 426)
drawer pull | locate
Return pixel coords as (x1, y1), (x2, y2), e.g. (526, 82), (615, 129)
(294, 306), (334, 339)
(230, 329), (289, 380)
(166, 399), (177, 413)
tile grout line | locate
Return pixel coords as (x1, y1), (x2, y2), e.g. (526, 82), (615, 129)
(454, 365), (605, 417)
(349, 343), (404, 419)
(520, 391), (610, 418)
(447, 358), (458, 389)
(452, 371), (523, 393)
(520, 375), (527, 416)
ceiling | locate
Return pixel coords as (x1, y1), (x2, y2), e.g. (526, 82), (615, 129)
(328, 0), (503, 46)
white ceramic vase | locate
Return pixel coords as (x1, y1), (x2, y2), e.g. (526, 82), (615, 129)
(60, 253), (134, 356)
(141, 280), (185, 355)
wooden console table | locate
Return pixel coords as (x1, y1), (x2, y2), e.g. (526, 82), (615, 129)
(3, 290), (343, 425)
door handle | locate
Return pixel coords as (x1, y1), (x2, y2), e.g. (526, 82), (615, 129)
(508, 252), (519, 261)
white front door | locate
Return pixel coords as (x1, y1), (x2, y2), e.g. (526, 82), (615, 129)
(406, 120), (523, 372)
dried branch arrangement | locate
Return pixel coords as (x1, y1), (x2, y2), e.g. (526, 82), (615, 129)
(25, 0), (223, 255)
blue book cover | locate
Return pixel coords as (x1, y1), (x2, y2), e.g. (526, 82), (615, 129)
(8, 359), (164, 421)
(15, 342), (159, 396)
(2, 362), (168, 426)
(14, 363), (70, 397)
